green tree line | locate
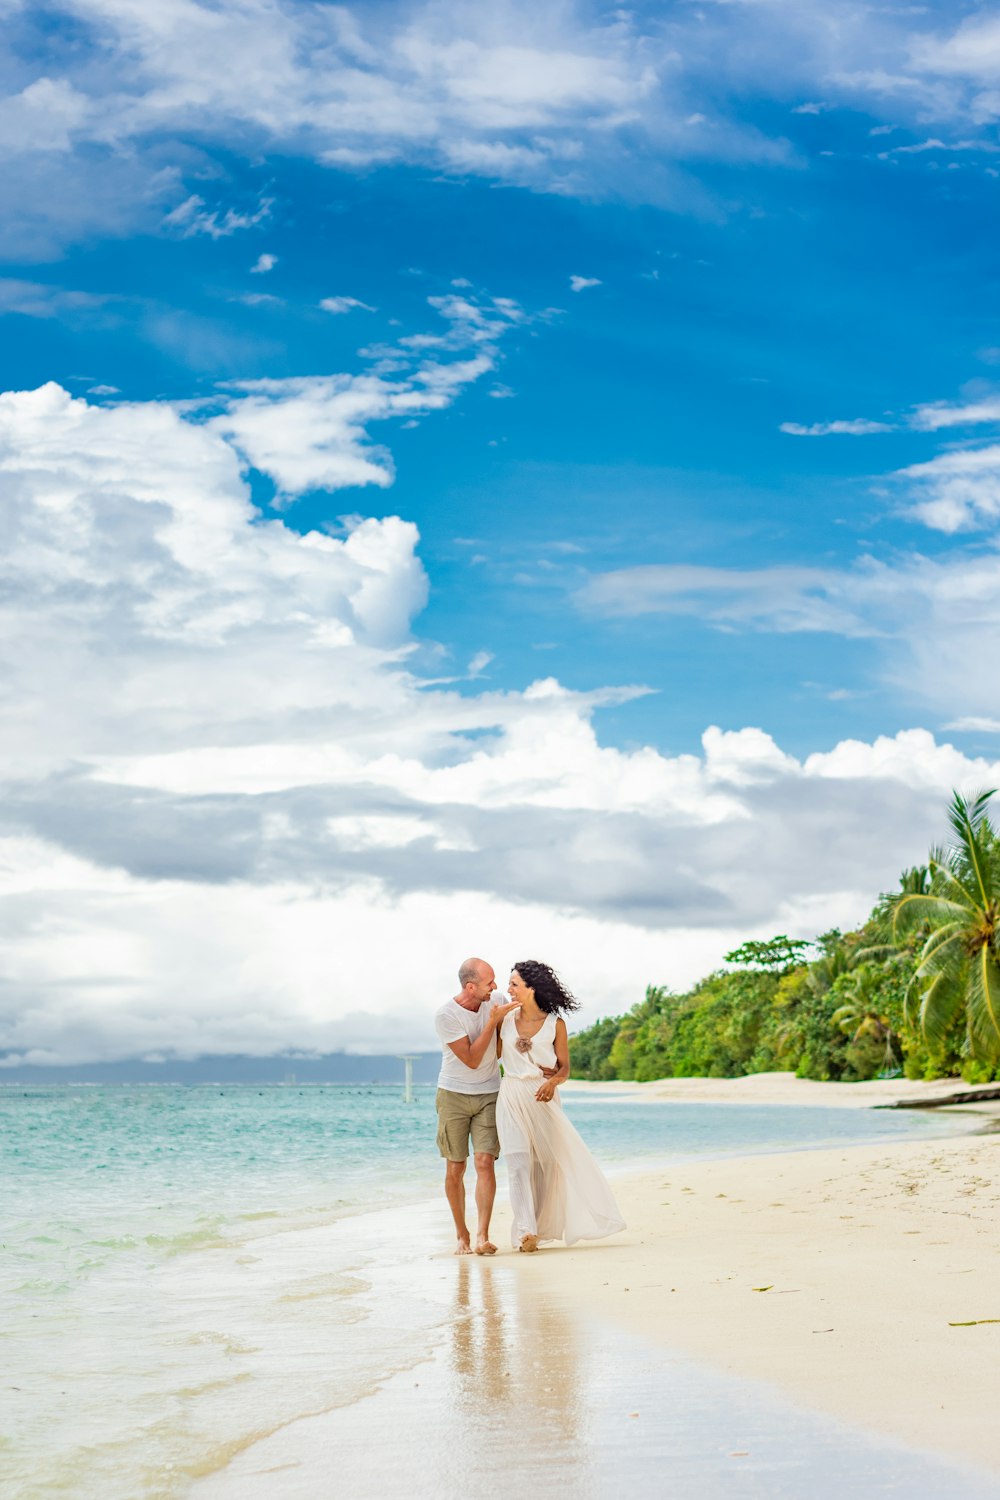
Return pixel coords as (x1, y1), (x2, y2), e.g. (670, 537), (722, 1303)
(571, 790), (1000, 1085)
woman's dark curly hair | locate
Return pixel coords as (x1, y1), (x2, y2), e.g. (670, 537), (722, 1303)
(512, 960), (580, 1015)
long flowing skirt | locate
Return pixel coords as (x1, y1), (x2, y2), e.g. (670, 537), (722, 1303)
(496, 1077), (626, 1248)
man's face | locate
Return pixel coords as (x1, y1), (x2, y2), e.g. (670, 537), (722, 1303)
(468, 966), (497, 1007)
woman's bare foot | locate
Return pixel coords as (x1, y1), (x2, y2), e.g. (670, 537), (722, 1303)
(454, 1237), (474, 1255)
(475, 1237), (497, 1256)
(518, 1234), (539, 1253)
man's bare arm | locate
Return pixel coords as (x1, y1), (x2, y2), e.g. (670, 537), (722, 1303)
(447, 1001), (519, 1071)
(536, 1018), (570, 1102)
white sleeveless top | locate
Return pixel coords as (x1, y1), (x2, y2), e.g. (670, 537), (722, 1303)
(500, 1011), (557, 1080)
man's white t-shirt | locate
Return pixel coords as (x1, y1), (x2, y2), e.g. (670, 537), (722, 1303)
(434, 999), (501, 1094)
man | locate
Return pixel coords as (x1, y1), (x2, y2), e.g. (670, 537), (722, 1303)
(434, 957), (518, 1255)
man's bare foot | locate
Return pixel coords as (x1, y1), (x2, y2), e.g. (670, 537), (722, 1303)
(455, 1238), (474, 1255)
(475, 1237), (497, 1256)
(518, 1234), (539, 1253)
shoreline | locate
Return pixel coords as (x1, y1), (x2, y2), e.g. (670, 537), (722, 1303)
(195, 1119), (1000, 1496)
(16, 1084), (996, 1496)
(562, 1068), (1000, 1114)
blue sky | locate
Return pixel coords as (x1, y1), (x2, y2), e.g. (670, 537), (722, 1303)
(4, 0), (1000, 1063)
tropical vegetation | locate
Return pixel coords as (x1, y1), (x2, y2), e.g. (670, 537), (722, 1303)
(570, 789), (1000, 1085)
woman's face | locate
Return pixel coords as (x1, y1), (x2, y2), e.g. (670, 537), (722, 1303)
(508, 970), (534, 1007)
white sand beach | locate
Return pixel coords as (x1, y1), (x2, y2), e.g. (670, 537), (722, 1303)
(508, 1128), (1000, 1474)
(562, 1068), (1000, 1113)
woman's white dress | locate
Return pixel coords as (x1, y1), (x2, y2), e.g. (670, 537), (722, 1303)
(496, 1011), (626, 1248)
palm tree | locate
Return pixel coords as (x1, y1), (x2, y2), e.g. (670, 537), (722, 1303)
(805, 942), (852, 999)
(830, 965), (900, 1075)
(893, 789), (1000, 1062)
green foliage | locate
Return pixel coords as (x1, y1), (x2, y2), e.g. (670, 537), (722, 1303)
(893, 789), (1000, 1066)
(568, 1015), (620, 1080)
(568, 790), (1000, 1085)
(723, 936), (815, 972)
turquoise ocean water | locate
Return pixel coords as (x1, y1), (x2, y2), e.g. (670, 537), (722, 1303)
(0, 1085), (973, 1499)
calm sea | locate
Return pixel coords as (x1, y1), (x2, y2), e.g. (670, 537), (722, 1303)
(0, 1084), (971, 1499)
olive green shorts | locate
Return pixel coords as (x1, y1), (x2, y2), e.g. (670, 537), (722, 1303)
(435, 1088), (500, 1161)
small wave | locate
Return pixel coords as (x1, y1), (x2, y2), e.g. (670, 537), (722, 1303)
(143, 1225), (227, 1256)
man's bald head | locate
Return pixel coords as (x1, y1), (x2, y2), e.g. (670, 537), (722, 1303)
(459, 957), (488, 987)
(457, 957), (497, 1008)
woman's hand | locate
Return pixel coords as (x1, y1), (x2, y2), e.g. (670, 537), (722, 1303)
(535, 1079), (557, 1103)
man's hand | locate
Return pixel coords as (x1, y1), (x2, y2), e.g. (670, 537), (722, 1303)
(489, 1001), (520, 1028)
(535, 1079), (557, 1103)
(538, 1064), (560, 1078)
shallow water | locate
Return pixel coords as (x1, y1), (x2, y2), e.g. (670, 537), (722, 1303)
(0, 1085), (974, 1498)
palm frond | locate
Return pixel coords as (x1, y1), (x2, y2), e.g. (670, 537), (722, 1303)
(854, 942), (904, 965)
(967, 946), (1000, 1062)
(930, 858), (980, 909)
(830, 1004), (853, 1035)
(917, 922), (965, 971)
(903, 971), (924, 1030)
(917, 969), (967, 1052)
(892, 892), (970, 939)
(948, 788), (996, 909)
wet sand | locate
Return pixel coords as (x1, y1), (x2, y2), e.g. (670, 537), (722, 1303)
(195, 1116), (1000, 1497)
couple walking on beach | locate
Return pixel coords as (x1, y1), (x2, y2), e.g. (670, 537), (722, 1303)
(434, 957), (626, 1255)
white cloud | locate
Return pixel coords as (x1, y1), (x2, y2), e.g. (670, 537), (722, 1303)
(0, 277), (109, 319)
(0, 0), (812, 247)
(909, 395), (1000, 430)
(911, 16), (1000, 85)
(319, 296), (376, 315)
(8, 0), (1000, 257)
(0, 76), (93, 153)
(578, 563), (870, 635)
(250, 253), (277, 273)
(883, 137), (1000, 156)
(163, 194), (272, 239)
(577, 544), (1000, 721)
(896, 444), (1000, 532)
(775, 382), (1000, 532)
(944, 717), (1000, 734)
(569, 275), (602, 293)
(779, 417), (894, 436)
(4, 3), (668, 188)
(206, 289), (522, 497)
(467, 650), (494, 676)
(4, 374), (1000, 1065)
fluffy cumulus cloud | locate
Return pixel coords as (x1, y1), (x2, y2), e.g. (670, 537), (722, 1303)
(2, 374), (1000, 1066)
(203, 291), (522, 496)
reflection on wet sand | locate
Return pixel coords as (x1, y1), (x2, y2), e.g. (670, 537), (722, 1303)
(193, 1243), (1000, 1500)
(450, 1256), (510, 1405)
(449, 1257), (585, 1467)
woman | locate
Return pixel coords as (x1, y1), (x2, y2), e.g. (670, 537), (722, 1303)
(496, 960), (626, 1252)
